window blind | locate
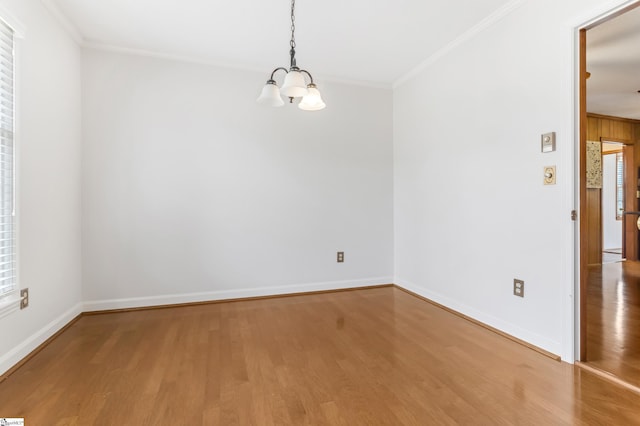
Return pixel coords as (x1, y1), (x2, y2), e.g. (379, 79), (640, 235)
(616, 152), (624, 221)
(0, 18), (14, 297)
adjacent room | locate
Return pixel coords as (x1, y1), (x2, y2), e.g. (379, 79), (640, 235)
(583, 4), (640, 391)
(1, 0), (640, 423)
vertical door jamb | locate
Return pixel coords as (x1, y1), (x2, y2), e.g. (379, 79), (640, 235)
(579, 28), (587, 362)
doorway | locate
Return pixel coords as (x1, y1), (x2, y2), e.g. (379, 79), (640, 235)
(602, 142), (624, 264)
(579, 3), (640, 388)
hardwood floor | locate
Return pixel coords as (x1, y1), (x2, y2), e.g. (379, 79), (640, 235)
(586, 261), (640, 388)
(2, 286), (640, 425)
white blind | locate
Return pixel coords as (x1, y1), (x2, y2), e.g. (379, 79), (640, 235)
(0, 19), (14, 297)
(616, 152), (624, 220)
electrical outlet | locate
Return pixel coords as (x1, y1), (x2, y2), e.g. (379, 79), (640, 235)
(20, 288), (29, 309)
(513, 279), (524, 298)
(337, 251), (344, 263)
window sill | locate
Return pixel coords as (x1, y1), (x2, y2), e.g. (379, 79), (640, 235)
(0, 294), (20, 320)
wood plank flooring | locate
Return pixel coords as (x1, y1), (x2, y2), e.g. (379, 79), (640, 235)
(2, 286), (640, 425)
(586, 261), (640, 388)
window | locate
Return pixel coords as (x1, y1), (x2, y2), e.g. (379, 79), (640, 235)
(0, 18), (14, 299)
(616, 152), (624, 221)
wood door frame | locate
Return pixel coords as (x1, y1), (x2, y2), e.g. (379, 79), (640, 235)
(600, 140), (634, 260)
(579, 28), (587, 361)
(621, 144), (636, 260)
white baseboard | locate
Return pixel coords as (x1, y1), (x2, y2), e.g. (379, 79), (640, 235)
(395, 278), (562, 359)
(1, 278), (393, 376)
(82, 277), (395, 312)
(0, 302), (83, 376)
(1, 278), (562, 378)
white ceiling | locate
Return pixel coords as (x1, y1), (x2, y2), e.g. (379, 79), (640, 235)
(587, 6), (640, 120)
(48, 0), (511, 87)
(44, 0), (640, 118)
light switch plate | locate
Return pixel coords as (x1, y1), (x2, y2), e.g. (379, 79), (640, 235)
(544, 166), (556, 185)
(541, 132), (556, 153)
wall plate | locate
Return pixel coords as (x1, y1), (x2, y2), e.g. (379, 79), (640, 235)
(513, 279), (524, 297)
(544, 166), (556, 185)
(20, 288), (29, 309)
(541, 132), (556, 153)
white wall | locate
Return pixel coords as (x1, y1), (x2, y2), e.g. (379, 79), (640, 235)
(81, 50), (394, 309)
(602, 153), (622, 250)
(0, 0), (82, 374)
(393, 0), (632, 360)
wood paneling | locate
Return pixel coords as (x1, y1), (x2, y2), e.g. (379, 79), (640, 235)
(586, 115), (600, 141)
(601, 118), (634, 141)
(584, 114), (640, 266)
(2, 287), (640, 424)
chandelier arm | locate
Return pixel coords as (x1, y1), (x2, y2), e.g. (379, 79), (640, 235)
(269, 67), (289, 81)
(299, 69), (314, 85)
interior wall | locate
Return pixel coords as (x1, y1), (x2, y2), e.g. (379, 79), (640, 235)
(0, 0), (82, 375)
(392, 0), (631, 360)
(602, 154), (622, 250)
(81, 49), (394, 309)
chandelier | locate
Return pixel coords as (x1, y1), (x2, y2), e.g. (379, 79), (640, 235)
(256, 0), (326, 111)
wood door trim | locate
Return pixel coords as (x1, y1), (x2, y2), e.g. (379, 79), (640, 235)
(622, 145), (637, 260)
(576, 362), (640, 395)
(600, 137), (633, 145)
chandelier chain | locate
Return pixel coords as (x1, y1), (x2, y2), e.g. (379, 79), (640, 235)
(290, 0), (296, 50)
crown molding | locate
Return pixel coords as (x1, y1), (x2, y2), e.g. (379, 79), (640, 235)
(41, 0), (391, 90)
(82, 40), (392, 90)
(0, 3), (26, 37)
(40, 0), (83, 44)
(393, 0), (525, 88)
(567, 0), (640, 29)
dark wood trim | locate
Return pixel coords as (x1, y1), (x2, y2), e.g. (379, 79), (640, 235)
(0, 313), (83, 384)
(576, 362), (640, 395)
(623, 145), (637, 260)
(393, 285), (561, 362)
(579, 28), (587, 362)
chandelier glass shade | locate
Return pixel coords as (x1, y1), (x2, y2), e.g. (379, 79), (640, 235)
(256, 0), (326, 111)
